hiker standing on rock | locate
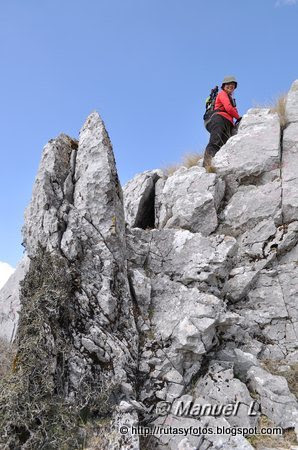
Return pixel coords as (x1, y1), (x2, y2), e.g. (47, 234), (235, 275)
(203, 76), (242, 170)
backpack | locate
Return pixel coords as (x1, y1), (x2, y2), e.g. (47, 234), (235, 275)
(203, 85), (219, 129)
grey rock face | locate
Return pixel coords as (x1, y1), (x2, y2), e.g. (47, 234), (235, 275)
(124, 82), (298, 449)
(126, 227), (239, 410)
(286, 79), (298, 123)
(230, 262), (298, 360)
(152, 413), (254, 450)
(221, 181), (282, 235)
(155, 166), (225, 235)
(239, 219), (277, 260)
(127, 228), (237, 293)
(193, 360), (259, 428)
(282, 122), (298, 222)
(22, 133), (78, 257)
(247, 366), (298, 428)
(3, 80), (298, 450)
(214, 348), (259, 379)
(222, 260), (268, 303)
(213, 108), (281, 197)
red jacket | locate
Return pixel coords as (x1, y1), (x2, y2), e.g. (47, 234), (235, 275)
(214, 90), (240, 124)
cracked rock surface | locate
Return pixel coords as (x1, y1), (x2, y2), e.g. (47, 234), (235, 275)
(1, 81), (298, 449)
(0, 113), (138, 450)
(154, 166), (225, 235)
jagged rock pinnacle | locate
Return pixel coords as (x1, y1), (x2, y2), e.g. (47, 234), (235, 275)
(0, 111), (139, 450)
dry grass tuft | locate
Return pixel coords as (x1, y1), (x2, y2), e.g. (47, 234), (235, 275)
(253, 93), (288, 129)
(270, 93), (288, 129)
(163, 152), (203, 177)
(181, 152), (202, 168)
(163, 163), (181, 177)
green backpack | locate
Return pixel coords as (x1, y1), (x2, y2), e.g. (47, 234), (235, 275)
(203, 85), (219, 129)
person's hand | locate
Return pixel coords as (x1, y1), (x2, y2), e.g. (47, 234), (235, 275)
(235, 117), (242, 125)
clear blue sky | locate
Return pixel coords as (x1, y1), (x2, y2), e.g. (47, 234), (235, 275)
(1, 0), (298, 267)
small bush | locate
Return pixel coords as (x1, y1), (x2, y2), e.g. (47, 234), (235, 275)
(163, 152), (203, 177)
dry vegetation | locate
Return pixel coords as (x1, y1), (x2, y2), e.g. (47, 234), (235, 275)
(0, 248), (116, 449)
(81, 417), (113, 449)
(254, 93), (288, 129)
(163, 152), (203, 177)
(270, 93), (288, 129)
(246, 359), (298, 448)
(0, 337), (16, 379)
(206, 165), (217, 173)
(261, 359), (298, 397)
(247, 415), (297, 449)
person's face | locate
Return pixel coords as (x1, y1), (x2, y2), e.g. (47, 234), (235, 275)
(224, 83), (236, 94)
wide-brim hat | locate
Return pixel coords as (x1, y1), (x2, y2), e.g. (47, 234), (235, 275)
(221, 75), (238, 89)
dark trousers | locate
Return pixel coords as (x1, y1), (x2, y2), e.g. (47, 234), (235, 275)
(204, 114), (234, 158)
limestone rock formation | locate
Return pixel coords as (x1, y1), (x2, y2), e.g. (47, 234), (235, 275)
(0, 113), (138, 450)
(1, 82), (298, 449)
(155, 166), (225, 235)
